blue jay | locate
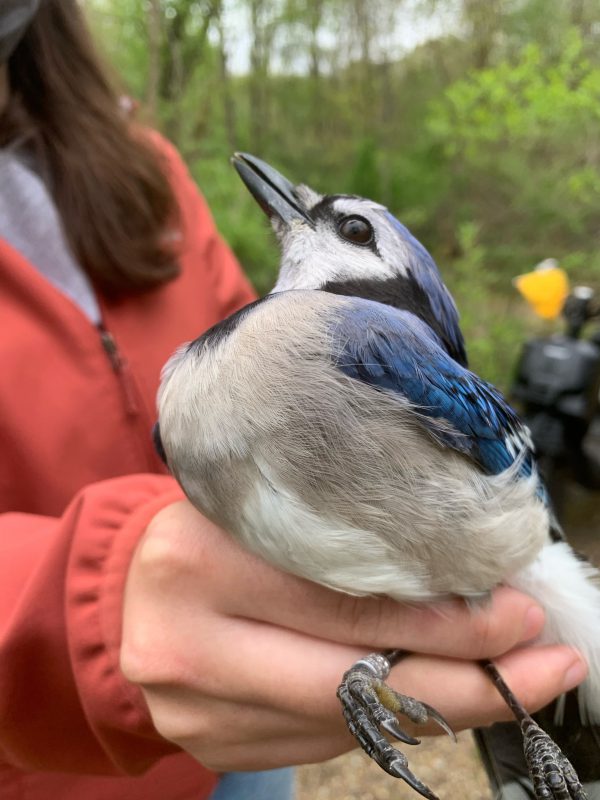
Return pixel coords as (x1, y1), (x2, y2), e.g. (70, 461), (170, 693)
(156, 154), (599, 800)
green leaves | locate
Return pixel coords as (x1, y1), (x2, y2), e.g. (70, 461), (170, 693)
(83, 0), (600, 384)
(431, 30), (600, 153)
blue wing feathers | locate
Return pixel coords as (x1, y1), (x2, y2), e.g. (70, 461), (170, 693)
(332, 299), (535, 482)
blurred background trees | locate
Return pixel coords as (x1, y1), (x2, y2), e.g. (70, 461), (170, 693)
(84, 0), (600, 386)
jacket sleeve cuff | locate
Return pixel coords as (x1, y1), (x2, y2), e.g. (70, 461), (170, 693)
(66, 475), (186, 774)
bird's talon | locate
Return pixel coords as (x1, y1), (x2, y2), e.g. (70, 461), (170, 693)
(337, 652), (448, 798)
(381, 717), (420, 745)
(421, 702), (456, 741)
(389, 761), (440, 800)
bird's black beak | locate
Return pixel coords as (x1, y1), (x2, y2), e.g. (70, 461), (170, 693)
(231, 152), (314, 228)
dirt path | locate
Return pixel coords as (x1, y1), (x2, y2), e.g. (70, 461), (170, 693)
(296, 732), (492, 799)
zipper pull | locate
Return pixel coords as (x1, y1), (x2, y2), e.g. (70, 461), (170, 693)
(99, 326), (139, 416)
(99, 328), (120, 369)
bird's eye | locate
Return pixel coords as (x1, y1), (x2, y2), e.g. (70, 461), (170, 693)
(338, 216), (373, 245)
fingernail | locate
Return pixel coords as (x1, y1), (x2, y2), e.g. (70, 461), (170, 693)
(520, 605), (545, 642)
(563, 657), (588, 691)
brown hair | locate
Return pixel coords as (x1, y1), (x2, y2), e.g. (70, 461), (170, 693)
(0, 0), (180, 296)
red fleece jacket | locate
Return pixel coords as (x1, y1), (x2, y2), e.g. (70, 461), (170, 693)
(0, 137), (256, 800)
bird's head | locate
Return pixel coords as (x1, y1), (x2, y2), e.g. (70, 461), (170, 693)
(232, 153), (467, 365)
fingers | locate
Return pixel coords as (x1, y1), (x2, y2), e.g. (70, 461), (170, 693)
(138, 687), (351, 759)
(386, 645), (588, 734)
(141, 501), (545, 662)
(307, 588), (545, 660)
(157, 690), (353, 772)
(190, 732), (349, 773)
(125, 581), (585, 729)
(139, 638), (587, 771)
(234, 641), (586, 765)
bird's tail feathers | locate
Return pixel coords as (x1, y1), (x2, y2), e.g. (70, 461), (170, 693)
(507, 540), (600, 724)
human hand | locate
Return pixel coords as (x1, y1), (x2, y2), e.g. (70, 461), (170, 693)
(120, 499), (587, 772)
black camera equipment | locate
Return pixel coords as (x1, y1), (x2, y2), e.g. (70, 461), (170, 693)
(511, 286), (600, 511)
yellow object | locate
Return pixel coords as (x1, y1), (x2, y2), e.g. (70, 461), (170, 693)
(513, 260), (570, 319)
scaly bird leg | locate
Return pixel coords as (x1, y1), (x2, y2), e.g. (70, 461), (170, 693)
(337, 650), (455, 800)
(481, 660), (587, 800)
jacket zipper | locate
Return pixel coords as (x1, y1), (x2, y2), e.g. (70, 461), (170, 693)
(98, 323), (165, 471)
(98, 325), (139, 416)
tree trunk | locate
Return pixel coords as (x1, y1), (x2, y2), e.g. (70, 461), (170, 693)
(146, 0), (162, 123)
(215, 1), (237, 151)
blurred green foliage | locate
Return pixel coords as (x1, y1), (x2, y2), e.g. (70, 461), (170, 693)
(85, 0), (600, 388)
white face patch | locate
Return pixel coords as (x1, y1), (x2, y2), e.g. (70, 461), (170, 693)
(272, 196), (412, 292)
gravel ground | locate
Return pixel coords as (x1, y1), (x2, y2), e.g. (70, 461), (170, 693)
(296, 732), (492, 800)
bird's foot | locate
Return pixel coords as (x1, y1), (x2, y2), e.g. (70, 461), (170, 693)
(337, 651), (455, 800)
(522, 718), (587, 800)
(482, 661), (587, 800)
